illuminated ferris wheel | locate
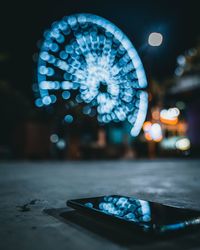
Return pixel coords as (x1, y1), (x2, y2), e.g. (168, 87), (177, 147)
(35, 13), (148, 136)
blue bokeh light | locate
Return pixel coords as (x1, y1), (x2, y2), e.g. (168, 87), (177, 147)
(64, 114), (73, 123)
(35, 98), (43, 107)
(62, 91), (71, 100)
(84, 195), (151, 224)
(36, 13), (148, 136)
(42, 96), (51, 105)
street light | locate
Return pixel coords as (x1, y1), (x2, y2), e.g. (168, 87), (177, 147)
(148, 32), (163, 47)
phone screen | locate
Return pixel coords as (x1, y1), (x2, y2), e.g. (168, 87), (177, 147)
(67, 195), (200, 234)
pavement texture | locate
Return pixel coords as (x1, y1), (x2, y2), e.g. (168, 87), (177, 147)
(0, 159), (200, 250)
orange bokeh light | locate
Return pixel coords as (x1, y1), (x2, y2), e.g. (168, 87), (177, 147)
(152, 110), (160, 120)
(143, 121), (152, 132)
(144, 132), (152, 141)
(160, 117), (178, 125)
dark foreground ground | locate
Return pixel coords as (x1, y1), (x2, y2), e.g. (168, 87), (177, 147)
(0, 160), (200, 250)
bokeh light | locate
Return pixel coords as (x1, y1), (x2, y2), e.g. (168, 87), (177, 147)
(143, 121), (163, 142)
(160, 108), (180, 125)
(35, 13), (148, 137)
(64, 114), (73, 123)
(176, 138), (191, 151)
(50, 134), (59, 143)
(148, 32), (163, 47)
(56, 139), (66, 149)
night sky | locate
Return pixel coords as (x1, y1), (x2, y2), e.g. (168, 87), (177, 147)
(0, 0), (200, 98)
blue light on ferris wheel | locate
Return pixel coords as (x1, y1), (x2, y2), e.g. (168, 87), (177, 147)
(35, 13), (148, 136)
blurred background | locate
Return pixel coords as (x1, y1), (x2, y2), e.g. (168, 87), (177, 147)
(0, 0), (200, 161)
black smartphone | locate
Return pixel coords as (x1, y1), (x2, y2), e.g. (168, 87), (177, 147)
(67, 195), (200, 235)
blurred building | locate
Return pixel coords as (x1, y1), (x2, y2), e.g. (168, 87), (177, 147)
(142, 42), (200, 158)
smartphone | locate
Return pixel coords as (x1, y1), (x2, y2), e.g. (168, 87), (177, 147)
(67, 195), (200, 235)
